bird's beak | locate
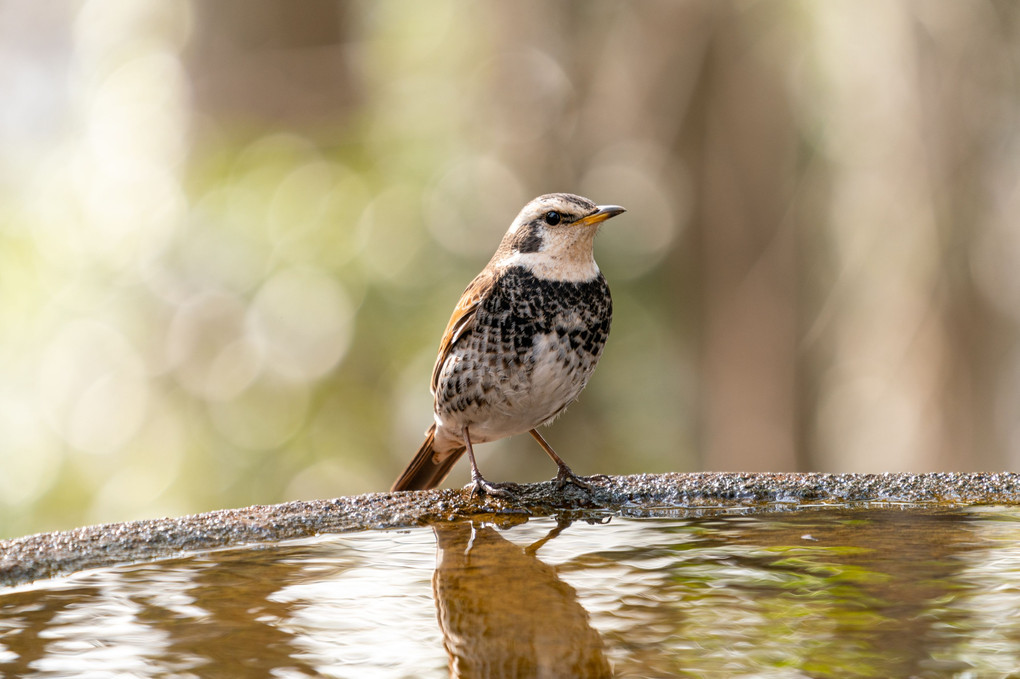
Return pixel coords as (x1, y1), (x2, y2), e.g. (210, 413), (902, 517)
(577, 204), (626, 226)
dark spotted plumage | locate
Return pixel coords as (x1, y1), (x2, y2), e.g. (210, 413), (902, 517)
(437, 266), (612, 424)
(391, 193), (625, 494)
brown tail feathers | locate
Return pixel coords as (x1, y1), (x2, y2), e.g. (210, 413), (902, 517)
(391, 424), (466, 492)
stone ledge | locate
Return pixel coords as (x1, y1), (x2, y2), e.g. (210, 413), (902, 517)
(3, 472), (1020, 587)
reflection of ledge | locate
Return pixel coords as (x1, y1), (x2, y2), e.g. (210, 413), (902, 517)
(4, 471), (1020, 587)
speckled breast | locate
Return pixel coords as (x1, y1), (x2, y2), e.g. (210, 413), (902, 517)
(435, 266), (612, 441)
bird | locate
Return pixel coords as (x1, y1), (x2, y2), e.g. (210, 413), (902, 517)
(390, 193), (625, 495)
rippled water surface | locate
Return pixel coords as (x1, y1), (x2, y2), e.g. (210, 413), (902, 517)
(3, 506), (1020, 677)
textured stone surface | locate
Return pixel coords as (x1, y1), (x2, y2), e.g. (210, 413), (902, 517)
(3, 472), (1020, 587)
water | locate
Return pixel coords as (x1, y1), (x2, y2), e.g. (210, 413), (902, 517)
(2, 506), (1020, 678)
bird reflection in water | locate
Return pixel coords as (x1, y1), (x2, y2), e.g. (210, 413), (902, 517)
(432, 519), (613, 679)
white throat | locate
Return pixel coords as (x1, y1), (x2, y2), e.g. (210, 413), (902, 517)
(498, 251), (601, 282)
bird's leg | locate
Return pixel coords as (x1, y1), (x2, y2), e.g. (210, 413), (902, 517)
(528, 429), (597, 491)
(524, 518), (572, 556)
(464, 426), (519, 499)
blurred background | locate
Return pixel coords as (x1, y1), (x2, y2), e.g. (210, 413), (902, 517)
(1, 0), (1019, 537)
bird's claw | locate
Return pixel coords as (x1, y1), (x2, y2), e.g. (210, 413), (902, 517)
(467, 476), (521, 499)
(552, 466), (601, 492)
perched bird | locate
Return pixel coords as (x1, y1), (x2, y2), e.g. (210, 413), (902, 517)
(391, 193), (625, 495)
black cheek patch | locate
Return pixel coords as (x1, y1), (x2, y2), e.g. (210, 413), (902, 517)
(518, 232), (543, 253)
(513, 221), (544, 254)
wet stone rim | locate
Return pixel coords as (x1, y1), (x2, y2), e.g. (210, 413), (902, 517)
(3, 472), (1020, 587)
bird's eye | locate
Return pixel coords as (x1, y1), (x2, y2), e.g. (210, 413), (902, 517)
(544, 211), (562, 226)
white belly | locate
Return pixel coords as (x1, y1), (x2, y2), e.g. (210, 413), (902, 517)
(434, 332), (596, 445)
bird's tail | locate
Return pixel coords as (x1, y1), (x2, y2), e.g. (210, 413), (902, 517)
(390, 424), (466, 492)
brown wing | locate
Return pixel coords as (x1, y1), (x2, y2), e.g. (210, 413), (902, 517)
(430, 269), (496, 394)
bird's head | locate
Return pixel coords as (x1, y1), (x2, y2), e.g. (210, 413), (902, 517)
(494, 193), (625, 282)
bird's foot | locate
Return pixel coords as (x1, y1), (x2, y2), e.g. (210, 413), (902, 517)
(552, 465), (602, 492)
(466, 475), (521, 499)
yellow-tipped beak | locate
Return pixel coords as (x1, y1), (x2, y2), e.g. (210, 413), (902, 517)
(577, 204), (626, 226)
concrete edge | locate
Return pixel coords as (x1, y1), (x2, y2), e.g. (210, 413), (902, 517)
(3, 471), (1019, 587)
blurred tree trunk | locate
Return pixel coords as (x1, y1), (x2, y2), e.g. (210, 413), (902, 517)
(910, 2), (1020, 469)
(187, 0), (358, 129)
(802, 3), (1020, 472)
(690, 7), (801, 471)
